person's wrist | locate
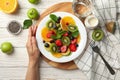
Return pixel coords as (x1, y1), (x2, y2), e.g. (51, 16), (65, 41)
(28, 60), (40, 68)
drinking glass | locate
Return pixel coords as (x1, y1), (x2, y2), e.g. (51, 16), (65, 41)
(72, 0), (92, 19)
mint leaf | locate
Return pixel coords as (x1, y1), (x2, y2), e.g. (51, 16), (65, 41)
(23, 19), (32, 29)
(50, 14), (58, 22)
(72, 31), (79, 38)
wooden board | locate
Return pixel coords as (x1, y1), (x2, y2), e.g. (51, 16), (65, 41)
(36, 2), (78, 70)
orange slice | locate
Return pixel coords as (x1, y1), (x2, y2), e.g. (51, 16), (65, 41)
(52, 53), (63, 58)
(0, 0), (18, 14)
(41, 27), (52, 42)
(77, 34), (81, 43)
(61, 16), (76, 30)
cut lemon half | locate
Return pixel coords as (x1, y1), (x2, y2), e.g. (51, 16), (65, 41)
(0, 0), (18, 14)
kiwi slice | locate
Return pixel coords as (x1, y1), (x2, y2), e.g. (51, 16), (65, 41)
(92, 29), (104, 41)
(46, 20), (54, 29)
(62, 37), (70, 46)
(50, 43), (57, 53)
(68, 25), (78, 32)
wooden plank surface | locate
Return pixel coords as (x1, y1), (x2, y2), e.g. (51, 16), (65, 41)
(0, 0), (87, 80)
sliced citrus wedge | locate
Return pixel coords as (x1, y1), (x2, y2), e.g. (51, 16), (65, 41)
(60, 16), (76, 30)
(52, 53), (63, 58)
(0, 0), (18, 14)
(41, 27), (52, 42)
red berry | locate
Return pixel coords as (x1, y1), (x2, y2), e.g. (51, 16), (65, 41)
(71, 38), (77, 44)
(49, 30), (55, 34)
(46, 30), (55, 38)
(47, 33), (52, 38)
(69, 44), (77, 52)
(63, 32), (68, 36)
(55, 39), (63, 47)
(66, 22), (69, 26)
(60, 46), (67, 53)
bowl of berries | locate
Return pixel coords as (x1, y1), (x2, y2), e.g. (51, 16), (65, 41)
(36, 12), (87, 63)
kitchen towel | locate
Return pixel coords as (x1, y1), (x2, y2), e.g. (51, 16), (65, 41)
(74, 0), (120, 80)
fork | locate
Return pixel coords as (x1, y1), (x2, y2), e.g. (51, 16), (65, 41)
(90, 41), (115, 75)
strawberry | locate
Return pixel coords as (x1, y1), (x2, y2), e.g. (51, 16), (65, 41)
(63, 32), (68, 36)
(71, 38), (77, 44)
(46, 30), (55, 38)
(60, 46), (67, 53)
(69, 44), (77, 52)
(55, 39), (62, 47)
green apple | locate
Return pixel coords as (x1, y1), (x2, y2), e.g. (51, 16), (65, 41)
(0, 42), (13, 54)
(27, 8), (39, 20)
(28, 0), (39, 4)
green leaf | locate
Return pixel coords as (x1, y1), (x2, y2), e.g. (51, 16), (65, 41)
(72, 31), (79, 38)
(51, 35), (57, 39)
(23, 19), (33, 29)
(50, 14), (58, 22)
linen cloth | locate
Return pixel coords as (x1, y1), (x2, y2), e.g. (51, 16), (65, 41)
(74, 0), (120, 80)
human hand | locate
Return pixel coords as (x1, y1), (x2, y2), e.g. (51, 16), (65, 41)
(26, 26), (40, 66)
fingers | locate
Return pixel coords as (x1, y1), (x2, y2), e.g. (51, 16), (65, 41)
(26, 26), (38, 51)
(28, 27), (32, 38)
(33, 25), (37, 36)
(26, 27), (32, 49)
(32, 36), (38, 51)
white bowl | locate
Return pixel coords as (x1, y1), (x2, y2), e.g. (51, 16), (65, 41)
(36, 12), (87, 63)
(84, 15), (99, 29)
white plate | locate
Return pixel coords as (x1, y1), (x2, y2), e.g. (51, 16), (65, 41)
(36, 12), (87, 63)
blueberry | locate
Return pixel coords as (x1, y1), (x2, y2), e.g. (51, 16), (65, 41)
(76, 44), (79, 47)
(44, 43), (49, 48)
(57, 49), (61, 53)
(43, 40), (45, 43)
(68, 31), (71, 34)
(69, 36), (74, 40)
(50, 40), (55, 43)
(53, 24), (57, 29)
(56, 17), (61, 23)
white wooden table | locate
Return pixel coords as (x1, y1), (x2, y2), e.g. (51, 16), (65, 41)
(0, 0), (87, 80)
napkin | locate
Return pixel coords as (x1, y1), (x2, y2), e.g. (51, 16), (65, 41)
(74, 0), (120, 80)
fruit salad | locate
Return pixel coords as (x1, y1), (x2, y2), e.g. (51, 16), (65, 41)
(41, 14), (80, 58)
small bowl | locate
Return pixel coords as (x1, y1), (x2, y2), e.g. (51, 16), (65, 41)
(7, 21), (22, 35)
(84, 15), (99, 29)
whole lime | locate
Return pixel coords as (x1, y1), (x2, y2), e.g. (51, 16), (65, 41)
(0, 42), (13, 54)
(27, 8), (39, 20)
(28, 0), (39, 4)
